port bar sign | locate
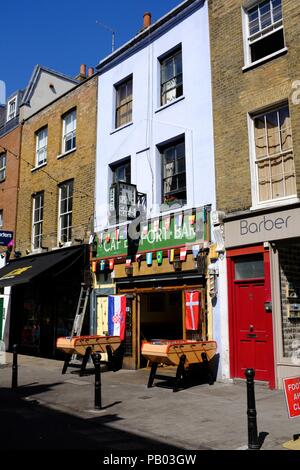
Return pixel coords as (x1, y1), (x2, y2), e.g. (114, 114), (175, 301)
(283, 376), (300, 418)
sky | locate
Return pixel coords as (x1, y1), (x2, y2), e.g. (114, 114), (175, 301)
(0, 0), (183, 98)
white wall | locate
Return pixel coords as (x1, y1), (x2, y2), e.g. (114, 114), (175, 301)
(95, 1), (215, 230)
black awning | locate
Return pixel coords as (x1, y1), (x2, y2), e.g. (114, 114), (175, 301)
(0, 246), (84, 287)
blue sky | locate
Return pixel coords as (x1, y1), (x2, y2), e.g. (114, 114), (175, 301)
(1, 0), (182, 98)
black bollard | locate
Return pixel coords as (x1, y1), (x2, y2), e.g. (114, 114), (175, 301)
(12, 344), (18, 389)
(94, 352), (102, 410)
(245, 368), (260, 450)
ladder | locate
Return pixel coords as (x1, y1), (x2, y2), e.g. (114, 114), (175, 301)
(71, 283), (90, 338)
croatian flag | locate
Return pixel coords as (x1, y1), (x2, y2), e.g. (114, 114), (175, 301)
(185, 291), (200, 331)
(108, 295), (126, 340)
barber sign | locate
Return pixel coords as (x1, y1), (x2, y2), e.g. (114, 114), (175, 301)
(283, 376), (300, 418)
(0, 231), (13, 247)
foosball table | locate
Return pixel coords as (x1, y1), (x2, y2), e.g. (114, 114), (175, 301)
(56, 335), (121, 375)
(141, 339), (217, 392)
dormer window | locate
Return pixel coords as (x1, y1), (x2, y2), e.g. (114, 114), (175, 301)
(7, 96), (17, 121)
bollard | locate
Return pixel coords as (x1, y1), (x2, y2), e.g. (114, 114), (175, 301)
(12, 344), (18, 389)
(94, 352), (102, 410)
(245, 368), (260, 450)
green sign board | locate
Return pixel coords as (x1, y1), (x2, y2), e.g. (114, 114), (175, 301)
(94, 206), (211, 260)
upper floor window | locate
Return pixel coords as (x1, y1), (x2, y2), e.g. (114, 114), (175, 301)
(115, 77), (133, 128)
(58, 180), (73, 243)
(35, 127), (48, 167)
(0, 153), (6, 182)
(160, 47), (183, 106)
(252, 104), (296, 203)
(160, 137), (186, 206)
(7, 96), (17, 121)
(245, 0), (285, 64)
(111, 158), (131, 184)
(62, 109), (76, 153)
(0, 210), (3, 229)
(32, 192), (44, 250)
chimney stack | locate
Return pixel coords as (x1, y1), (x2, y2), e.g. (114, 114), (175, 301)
(143, 12), (152, 29)
(76, 64), (87, 82)
(88, 67), (94, 78)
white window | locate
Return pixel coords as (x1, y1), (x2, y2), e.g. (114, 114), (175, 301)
(32, 192), (44, 250)
(244, 0), (285, 65)
(115, 77), (133, 128)
(7, 96), (17, 121)
(58, 180), (73, 243)
(35, 127), (48, 167)
(0, 153), (6, 182)
(252, 104), (296, 203)
(62, 109), (76, 153)
(0, 210), (3, 229)
(160, 47), (183, 106)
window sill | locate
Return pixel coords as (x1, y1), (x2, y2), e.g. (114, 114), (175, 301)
(52, 242), (72, 250)
(242, 47), (288, 72)
(250, 196), (299, 211)
(57, 147), (77, 160)
(0, 178), (6, 184)
(31, 163), (47, 173)
(155, 95), (185, 114)
(110, 122), (133, 135)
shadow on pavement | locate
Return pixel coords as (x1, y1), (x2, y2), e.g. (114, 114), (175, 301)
(0, 387), (180, 450)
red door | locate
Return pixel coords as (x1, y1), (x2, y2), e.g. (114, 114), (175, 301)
(229, 250), (275, 388)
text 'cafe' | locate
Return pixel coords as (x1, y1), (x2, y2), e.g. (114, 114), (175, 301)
(90, 206), (217, 369)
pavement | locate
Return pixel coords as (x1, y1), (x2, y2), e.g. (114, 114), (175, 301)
(0, 353), (299, 452)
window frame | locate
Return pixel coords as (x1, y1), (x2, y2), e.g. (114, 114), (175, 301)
(249, 103), (297, 208)
(242, 0), (285, 67)
(110, 158), (131, 184)
(6, 95), (17, 122)
(32, 192), (44, 251)
(114, 76), (133, 129)
(0, 153), (6, 182)
(159, 45), (183, 107)
(58, 180), (74, 244)
(160, 137), (187, 206)
(0, 210), (3, 229)
(35, 126), (48, 167)
(62, 109), (76, 154)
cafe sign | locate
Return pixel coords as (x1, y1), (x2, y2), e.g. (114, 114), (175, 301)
(94, 206), (211, 259)
(224, 206), (300, 248)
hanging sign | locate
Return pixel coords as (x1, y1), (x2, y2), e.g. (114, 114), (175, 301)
(0, 231), (13, 247)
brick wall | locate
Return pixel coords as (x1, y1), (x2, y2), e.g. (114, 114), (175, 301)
(0, 125), (21, 235)
(208, 0), (300, 213)
(278, 242), (300, 357)
(15, 76), (97, 253)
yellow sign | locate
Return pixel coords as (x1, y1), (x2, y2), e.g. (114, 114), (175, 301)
(0, 266), (32, 280)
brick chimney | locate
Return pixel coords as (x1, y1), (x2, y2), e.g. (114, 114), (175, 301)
(75, 64), (86, 82)
(143, 12), (151, 29)
(87, 67), (94, 78)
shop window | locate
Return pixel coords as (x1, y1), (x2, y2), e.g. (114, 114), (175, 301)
(252, 104), (296, 204)
(244, 0), (285, 66)
(234, 256), (264, 280)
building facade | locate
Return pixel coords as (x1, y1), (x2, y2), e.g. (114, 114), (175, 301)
(92, 0), (222, 371)
(209, 0), (300, 388)
(0, 90), (23, 342)
(0, 67), (97, 357)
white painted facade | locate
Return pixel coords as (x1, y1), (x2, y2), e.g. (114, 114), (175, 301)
(94, 0), (229, 379)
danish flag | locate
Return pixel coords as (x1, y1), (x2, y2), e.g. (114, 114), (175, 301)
(185, 291), (201, 331)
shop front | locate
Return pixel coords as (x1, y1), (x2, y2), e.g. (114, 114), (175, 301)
(0, 245), (90, 358)
(224, 203), (300, 389)
(91, 206), (214, 369)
